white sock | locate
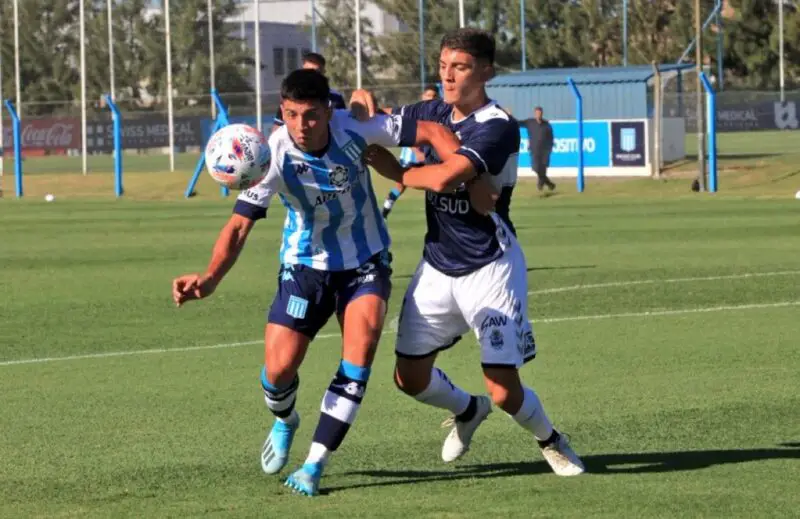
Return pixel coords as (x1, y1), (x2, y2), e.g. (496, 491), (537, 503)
(304, 441), (331, 466)
(383, 198), (396, 211)
(510, 386), (554, 441)
(413, 368), (471, 415)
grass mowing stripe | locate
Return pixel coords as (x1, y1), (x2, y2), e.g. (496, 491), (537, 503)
(2, 301), (797, 367)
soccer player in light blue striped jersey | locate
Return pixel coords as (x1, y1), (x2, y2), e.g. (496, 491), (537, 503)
(171, 69), (461, 496)
(381, 85), (440, 219)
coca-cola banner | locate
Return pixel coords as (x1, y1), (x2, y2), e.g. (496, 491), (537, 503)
(1, 115), (204, 151)
(1, 118), (81, 149)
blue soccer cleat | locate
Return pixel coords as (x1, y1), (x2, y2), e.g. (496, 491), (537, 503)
(284, 462), (324, 496)
(260, 416), (300, 475)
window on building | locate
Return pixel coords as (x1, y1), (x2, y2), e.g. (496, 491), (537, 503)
(287, 48), (298, 72)
(273, 47), (285, 76)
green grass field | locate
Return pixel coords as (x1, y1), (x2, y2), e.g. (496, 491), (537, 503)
(2, 155), (800, 517)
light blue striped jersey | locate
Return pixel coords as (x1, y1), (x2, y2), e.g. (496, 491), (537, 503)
(234, 110), (417, 271)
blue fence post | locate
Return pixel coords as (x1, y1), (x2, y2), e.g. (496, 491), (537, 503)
(699, 72), (717, 193)
(566, 78), (584, 193)
(104, 94), (123, 197)
(185, 88), (232, 198)
(3, 100), (22, 198)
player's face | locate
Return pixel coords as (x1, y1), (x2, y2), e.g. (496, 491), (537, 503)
(281, 98), (332, 152)
(438, 48), (492, 106)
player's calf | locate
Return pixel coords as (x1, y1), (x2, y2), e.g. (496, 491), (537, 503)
(260, 367), (301, 475)
(260, 324), (310, 475)
(395, 356), (491, 462)
(285, 359), (371, 496)
(286, 281), (388, 495)
(482, 367), (584, 476)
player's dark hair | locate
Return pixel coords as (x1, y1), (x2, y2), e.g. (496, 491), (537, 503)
(440, 28), (495, 65)
(281, 69), (330, 104)
(301, 52), (326, 69)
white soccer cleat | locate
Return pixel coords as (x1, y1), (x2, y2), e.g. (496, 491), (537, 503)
(540, 432), (585, 476)
(441, 395), (493, 463)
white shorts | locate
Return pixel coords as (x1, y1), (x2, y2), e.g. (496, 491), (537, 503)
(395, 236), (536, 368)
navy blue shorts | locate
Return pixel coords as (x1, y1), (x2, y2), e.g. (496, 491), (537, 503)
(267, 250), (392, 339)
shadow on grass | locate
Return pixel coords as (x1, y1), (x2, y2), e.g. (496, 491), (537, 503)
(322, 444), (800, 495)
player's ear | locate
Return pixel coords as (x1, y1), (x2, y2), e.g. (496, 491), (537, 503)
(479, 62), (495, 83)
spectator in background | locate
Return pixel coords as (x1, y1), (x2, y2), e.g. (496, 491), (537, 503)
(524, 106), (556, 192)
(271, 52), (347, 134)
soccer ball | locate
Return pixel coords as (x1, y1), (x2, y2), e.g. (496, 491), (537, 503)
(204, 124), (271, 190)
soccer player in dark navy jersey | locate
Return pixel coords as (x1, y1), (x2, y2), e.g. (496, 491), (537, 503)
(271, 52), (347, 135)
(352, 28), (584, 477)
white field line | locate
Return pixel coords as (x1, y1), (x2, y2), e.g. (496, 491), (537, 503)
(537, 301), (800, 324)
(528, 270), (800, 295)
(0, 331), (339, 367)
(2, 301), (798, 367)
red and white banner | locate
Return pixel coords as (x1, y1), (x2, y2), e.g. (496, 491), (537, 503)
(2, 118), (81, 150)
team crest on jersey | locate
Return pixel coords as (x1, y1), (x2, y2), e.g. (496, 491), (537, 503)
(329, 165), (350, 189)
(489, 329), (504, 350)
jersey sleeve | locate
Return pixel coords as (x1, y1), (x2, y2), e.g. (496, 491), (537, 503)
(232, 143), (283, 220)
(456, 119), (521, 176)
(358, 113), (418, 148)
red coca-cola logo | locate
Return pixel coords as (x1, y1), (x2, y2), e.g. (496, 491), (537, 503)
(20, 119), (80, 149)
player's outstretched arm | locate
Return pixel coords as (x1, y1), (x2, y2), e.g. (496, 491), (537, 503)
(172, 214), (255, 307)
(400, 154), (477, 194)
(413, 121), (460, 162)
(363, 144), (406, 183)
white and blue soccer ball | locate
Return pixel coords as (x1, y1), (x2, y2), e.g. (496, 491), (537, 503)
(205, 123), (271, 190)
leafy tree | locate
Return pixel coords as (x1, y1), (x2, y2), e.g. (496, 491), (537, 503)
(305, 0), (384, 89)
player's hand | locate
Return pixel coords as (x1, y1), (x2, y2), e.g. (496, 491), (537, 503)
(363, 144), (405, 183)
(349, 89), (377, 121)
(467, 176), (499, 215)
(172, 273), (218, 307)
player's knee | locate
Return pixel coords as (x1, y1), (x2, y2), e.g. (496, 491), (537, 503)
(261, 364), (297, 393)
(483, 366), (524, 413)
(393, 360), (428, 396)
